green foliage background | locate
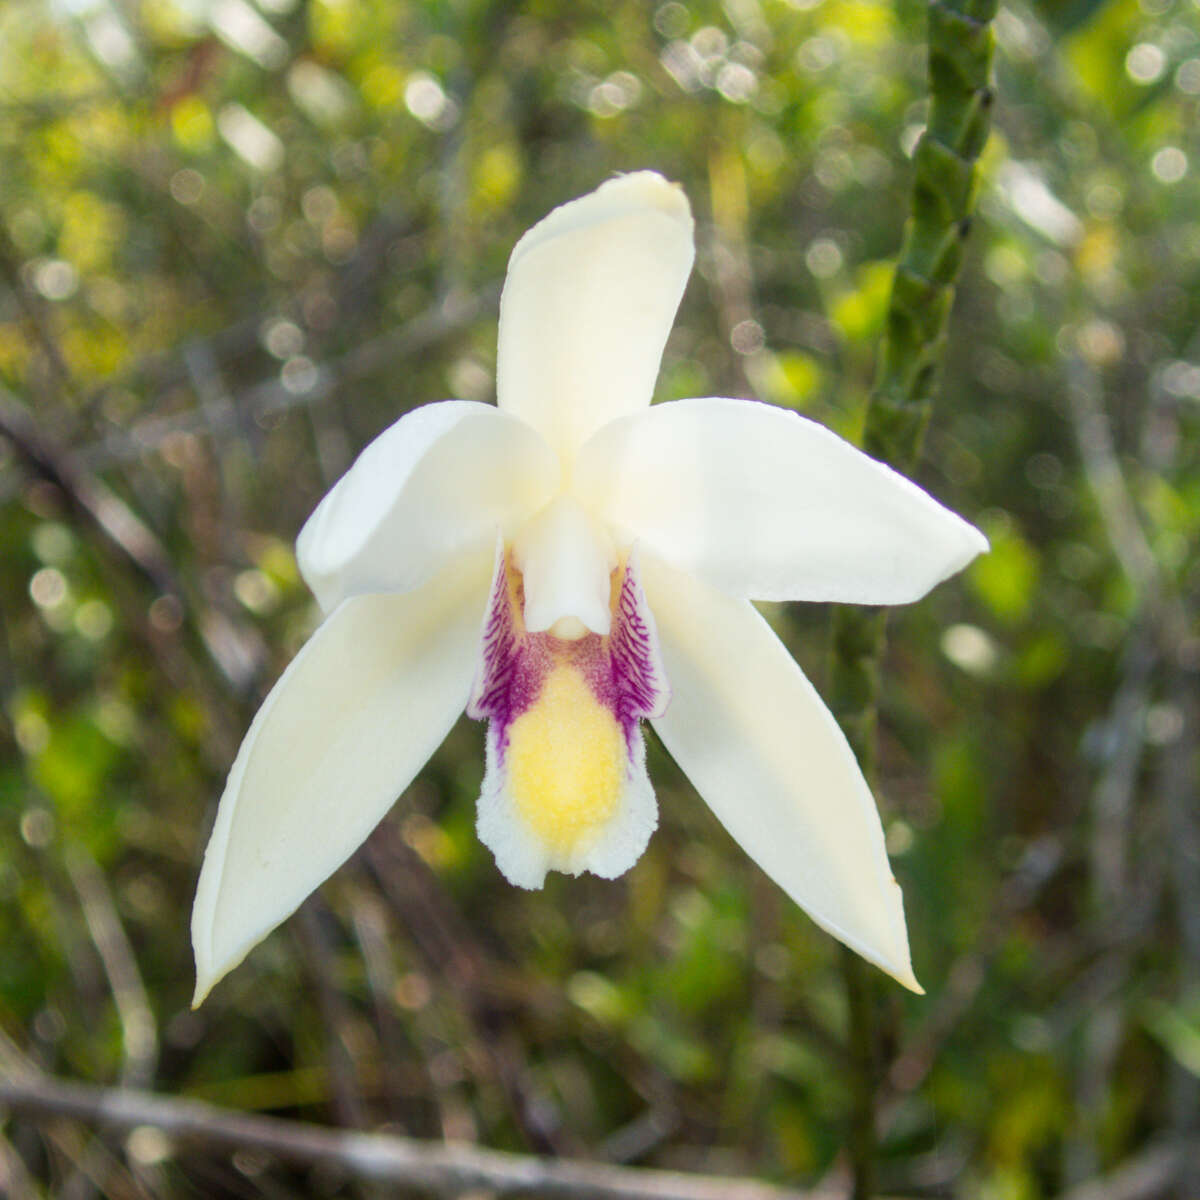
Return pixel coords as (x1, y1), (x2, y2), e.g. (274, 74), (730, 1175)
(1, 0), (1198, 1195)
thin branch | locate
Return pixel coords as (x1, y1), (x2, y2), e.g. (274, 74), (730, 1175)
(706, 140), (768, 400)
(0, 1074), (831, 1200)
(295, 904), (370, 1132)
(1160, 668), (1200, 1144)
(1065, 354), (1191, 657)
(0, 385), (261, 696)
(1055, 1140), (1200, 1200)
(349, 889), (461, 1137)
(1066, 628), (1155, 1184)
(364, 828), (576, 1154)
(0, 1033), (146, 1200)
(0, 222), (76, 395)
(883, 834), (1064, 1105)
(0, 388), (176, 597)
(79, 287), (496, 472)
(0, 1133), (43, 1200)
(64, 846), (158, 1092)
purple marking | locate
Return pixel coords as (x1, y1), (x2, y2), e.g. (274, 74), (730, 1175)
(467, 556), (526, 723)
(467, 550), (671, 767)
(606, 553), (670, 732)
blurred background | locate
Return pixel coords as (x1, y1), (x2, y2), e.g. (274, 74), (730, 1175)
(0, 0), (1198, 1196)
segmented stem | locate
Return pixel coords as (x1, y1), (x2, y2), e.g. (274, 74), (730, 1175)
(830, 8), (997, 1200)
(831, 0), (998, 770)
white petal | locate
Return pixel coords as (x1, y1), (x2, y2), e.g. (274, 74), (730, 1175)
(641, 553), (921, 991)
(514, 496), (614, 636)
(297, 401), (558, 613)
(191, 552), (493, 1005)
(576, 397), (988, 604)
(496, 172), (694, 460)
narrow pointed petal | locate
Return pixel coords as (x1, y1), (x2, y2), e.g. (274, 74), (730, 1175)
(496, 172), (694, 460)
(191, 553), (493, 1006)
(577, 398), (987, 605)
(641, 554), (921, 991)
(297, 401), (558, 613)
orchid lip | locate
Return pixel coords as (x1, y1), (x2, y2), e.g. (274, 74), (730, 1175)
(468, 546), (668, 887)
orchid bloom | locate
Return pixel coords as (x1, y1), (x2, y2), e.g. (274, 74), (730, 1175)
(191, 172), (986, 1006)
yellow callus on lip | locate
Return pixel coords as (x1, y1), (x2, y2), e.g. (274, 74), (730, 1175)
(505, 663), (625, 857)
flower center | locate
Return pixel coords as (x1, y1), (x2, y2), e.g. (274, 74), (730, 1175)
(548, 615), (589, 640)
(513, 495), (614, 636)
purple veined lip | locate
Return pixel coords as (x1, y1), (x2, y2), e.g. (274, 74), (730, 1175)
(468, 547), (669, 761)
(467, 545), (670, 885)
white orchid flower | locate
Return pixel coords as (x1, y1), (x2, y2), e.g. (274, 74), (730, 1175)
(191, 172), (986, 1006)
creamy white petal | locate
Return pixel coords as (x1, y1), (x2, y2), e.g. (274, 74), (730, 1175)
(496, 172), (694, 460)
(297, 401), (558, 613)
(191, 552), (493, 1006)
(642, 553), (921, 991)
(576, 397), (988, 604)
(514, 496), (615, 636)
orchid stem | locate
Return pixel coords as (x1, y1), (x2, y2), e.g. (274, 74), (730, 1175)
(827, 4), (998, 1197)
(863, 0), (998, 471)
(841, 945), (878, 1200)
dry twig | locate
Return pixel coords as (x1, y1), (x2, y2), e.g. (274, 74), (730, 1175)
(64, 847), (158, 1091)
(0, 1073), (834, 1200)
